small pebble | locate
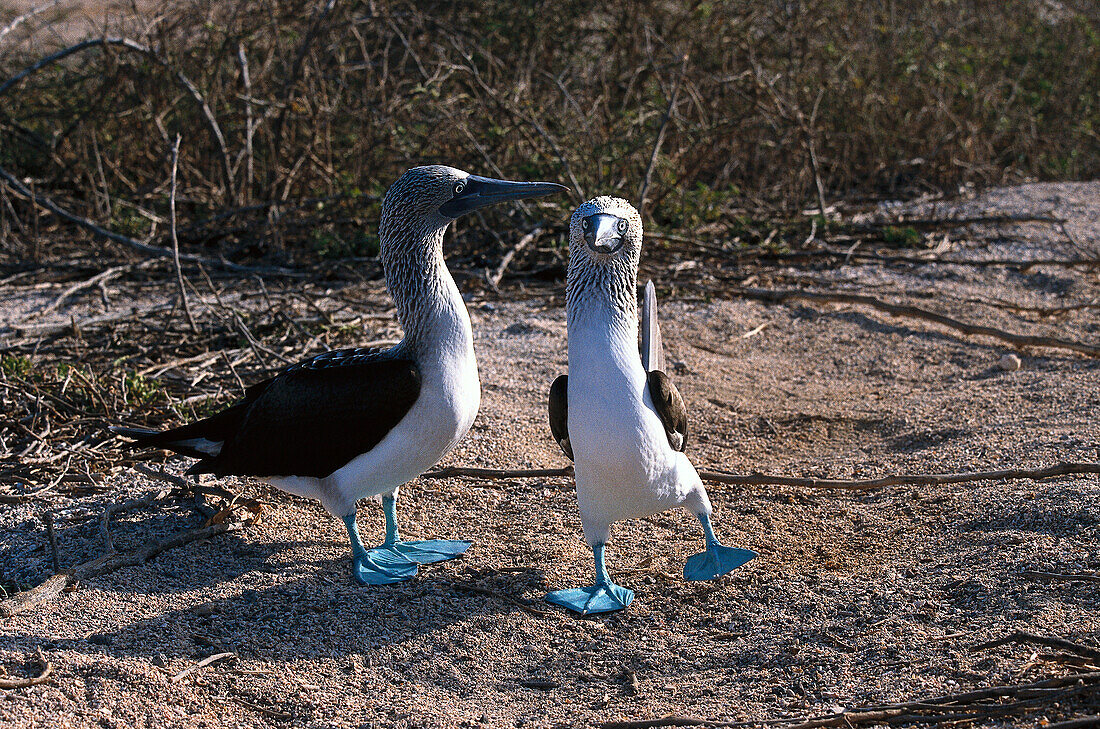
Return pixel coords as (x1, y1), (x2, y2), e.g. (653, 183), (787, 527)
(998, 353), (1022, 371)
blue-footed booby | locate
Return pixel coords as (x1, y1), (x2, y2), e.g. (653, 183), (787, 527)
(112, 165), (566, 586)
(545, 196), (756, 614)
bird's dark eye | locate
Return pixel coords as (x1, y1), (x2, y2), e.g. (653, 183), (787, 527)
(453, 181), (466, 195)
(581, 218), (590, 230)
(616, 219), (628, 234)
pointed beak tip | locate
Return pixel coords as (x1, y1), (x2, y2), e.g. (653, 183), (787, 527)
(525, 181), (570, 199)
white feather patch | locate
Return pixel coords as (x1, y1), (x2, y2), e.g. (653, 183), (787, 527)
(172, 438), (223, 456)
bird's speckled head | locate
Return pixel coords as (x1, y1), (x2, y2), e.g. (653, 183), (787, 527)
(380, 165), (567, 243)
(377, 165), (566, 347)
(566, 196), (643, 316)
(381, 165), (469, 236)
(568, 196), (643, 264)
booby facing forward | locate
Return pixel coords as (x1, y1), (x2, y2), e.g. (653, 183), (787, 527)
(546, 196), (756, 614)
(113, 165), (566, 585)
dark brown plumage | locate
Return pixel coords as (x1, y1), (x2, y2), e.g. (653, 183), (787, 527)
(113, 347), (421, 478)
(548, 374), (572, 460)
(646, 370), (687, 452)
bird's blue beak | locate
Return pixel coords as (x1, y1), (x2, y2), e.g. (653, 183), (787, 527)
(582, 214), (625, 255)
(438, 175), (567, 218)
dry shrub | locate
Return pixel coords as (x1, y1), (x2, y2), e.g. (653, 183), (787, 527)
(0, 0), (1098, 263)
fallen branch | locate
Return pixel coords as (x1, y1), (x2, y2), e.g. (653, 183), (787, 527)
(1046, 717), (1100, 729)
(421, 462), (1100, 492)
(100, 490), (168, 555)
(0, 165), (290, 275)
(730, 286), (1100, 358)
(973, 632), (1100, 662)
(5, 302), (174, 339)
(424, 465), (573, 481)
(488, 226), (543, 289)
(0, 520), (247, 618)
(1019, 571), (1100, 584)
(32, 262), (153, 319)
(749, 248), (1100, 271)
(861, 213), (1064, 230)
(133, 462), (191, 490)
(168, 135), (197, 333)
(169, 651), (236, 684)
(698, 462), (1100, 491)
(0, 648), (52, 690)
(601, 671), (1100, 729)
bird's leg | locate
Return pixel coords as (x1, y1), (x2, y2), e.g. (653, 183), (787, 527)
(343, 508), (417, 586)
(683, 512), (757, 581)
(544, 543), (635, 615)
(370, 492), (470, 565)
(699, 512), (720, 548)
(592, 544), (613, 586)
(343, 513), (369, 559)
(382, 492), (400, 546)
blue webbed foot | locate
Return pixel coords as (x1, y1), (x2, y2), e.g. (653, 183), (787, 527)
(352, 547), (418, 585)
(545, 583), (634, 615)
(389, 539), (471, 565)
(684, 543), (757, 581)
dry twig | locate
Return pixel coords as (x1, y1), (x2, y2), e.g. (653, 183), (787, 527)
(0, 37), (234, 198)
(424, 466), (573, 481)
(0, 165), (285, 275)
(1018, 571), (1100, 584)
(729, 286), (1100, 358)
(698, 462), (1100, 491)
(170, 652), (237, 684)
(422, 462), (1100, 491)
(0, 649), (53, 690)
(974, 632), (1100, 662)
(488, 226), (544, 290)
(601, 671), (1100, 728)
(639, 54), (689, 215)
(168, 135), (197, 333)
(32, 262), (152, 318)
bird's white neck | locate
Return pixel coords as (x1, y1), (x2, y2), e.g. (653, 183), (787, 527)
(567, 272), (643, 380)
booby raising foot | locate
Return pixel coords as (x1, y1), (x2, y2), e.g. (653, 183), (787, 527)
(544, 197), (756, 614)
(112, 166), (566, 587)
(683, 512), (757, 581)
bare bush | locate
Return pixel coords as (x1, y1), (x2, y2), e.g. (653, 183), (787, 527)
(0, 0), (1098, 263)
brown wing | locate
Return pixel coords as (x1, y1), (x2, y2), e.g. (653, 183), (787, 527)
(647, 370), (687, 452)
(548, 374), (573, 461)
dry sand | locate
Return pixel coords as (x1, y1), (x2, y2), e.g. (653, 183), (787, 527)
(1, 181), (1098, 728)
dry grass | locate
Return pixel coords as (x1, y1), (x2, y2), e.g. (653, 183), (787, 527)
(0, 1), (1099, 267)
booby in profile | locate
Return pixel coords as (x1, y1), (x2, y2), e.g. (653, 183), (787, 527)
(112, 165), (566, 585)
(545, 196), (756, 614)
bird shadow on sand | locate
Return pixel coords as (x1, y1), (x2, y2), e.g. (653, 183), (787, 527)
(8, 561), (545, 663)
(0, 504), (288, 596)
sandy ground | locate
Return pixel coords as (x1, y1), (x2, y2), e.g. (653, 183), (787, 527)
(1, 181), (1099, 728)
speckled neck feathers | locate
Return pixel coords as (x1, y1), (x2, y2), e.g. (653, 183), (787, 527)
(378, 170), (465, 355)
(566, 197), (643, 338)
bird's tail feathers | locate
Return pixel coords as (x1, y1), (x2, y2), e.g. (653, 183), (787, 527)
(108, 424), (223, 460)
(640, 280), (665, 372)
(108, 425), (159, 440)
